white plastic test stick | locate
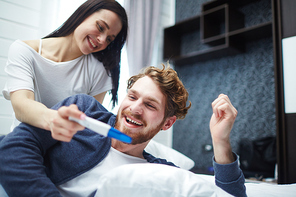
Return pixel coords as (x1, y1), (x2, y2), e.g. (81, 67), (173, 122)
(69, 116), (132, 143)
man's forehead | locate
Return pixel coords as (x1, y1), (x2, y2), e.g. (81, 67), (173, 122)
(132, 76), (155, 87)
(130, 76), (164, 104)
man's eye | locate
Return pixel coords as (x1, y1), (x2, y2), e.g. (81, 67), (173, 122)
(146, 103), (155, 109)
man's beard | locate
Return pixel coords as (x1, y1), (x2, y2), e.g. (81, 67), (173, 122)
(114, 110), (165, 145)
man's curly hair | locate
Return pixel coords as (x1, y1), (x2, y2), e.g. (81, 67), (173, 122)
(127, 64), (191, 119)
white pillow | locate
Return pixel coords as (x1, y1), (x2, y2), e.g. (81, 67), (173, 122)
(245, 182), (296, 197)
(94, 163), (232, 197)
(144, 140), (195, 170)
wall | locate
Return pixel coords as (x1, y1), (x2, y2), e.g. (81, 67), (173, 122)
(172, 0), (276, 172)
(0, 0), (65, 135)
(150, 0), (175, 147)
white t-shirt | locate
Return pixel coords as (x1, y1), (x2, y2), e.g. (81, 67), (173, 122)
(57, 147), (148, 197)
(2, 39), (112, 130)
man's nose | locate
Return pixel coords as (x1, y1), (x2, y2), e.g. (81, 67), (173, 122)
(130, 101), (143, 115)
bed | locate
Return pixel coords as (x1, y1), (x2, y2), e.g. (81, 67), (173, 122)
(93, 140), (296, 197)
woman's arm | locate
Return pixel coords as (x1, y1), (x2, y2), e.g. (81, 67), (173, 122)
(10, 89), (54, 130)
(10, 90), (85, 141)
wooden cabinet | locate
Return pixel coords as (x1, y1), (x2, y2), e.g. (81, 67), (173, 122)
(163, 0), (273, 66)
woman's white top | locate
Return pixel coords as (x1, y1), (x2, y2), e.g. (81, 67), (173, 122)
(2, 39), (112, 130)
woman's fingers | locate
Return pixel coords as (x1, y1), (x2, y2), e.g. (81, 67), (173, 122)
(49, 105), (85, 142)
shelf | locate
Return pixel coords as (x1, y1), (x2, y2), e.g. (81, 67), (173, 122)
(202, 0), (260, 11)
(229, 21), (273, 41)
(202, 34), (226, 46)
(201, 3), (245, 46)
(163, 15), (200, 60)
(163, 0), (273, 66)
(168, 15), (200, 34)
(201, 4), (226, 42)
(171, 44), (229, 65)
(169, 42), (246, 65)
(165, 22), (272, 66)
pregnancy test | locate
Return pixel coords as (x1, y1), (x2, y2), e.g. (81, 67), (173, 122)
(69, 116), (132, 144)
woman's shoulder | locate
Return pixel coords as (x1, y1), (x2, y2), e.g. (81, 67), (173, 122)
(22, 39), (40, 52)
(7, 40), (40, 61)
(9, 39), (40, 53)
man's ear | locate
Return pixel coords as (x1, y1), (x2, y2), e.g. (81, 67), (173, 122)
(161, 116), (176, 131)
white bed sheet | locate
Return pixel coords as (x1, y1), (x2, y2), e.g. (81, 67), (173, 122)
(199, 174), (296, 197)
(245, 181), (296, 197)
(94, 163), (296, 197)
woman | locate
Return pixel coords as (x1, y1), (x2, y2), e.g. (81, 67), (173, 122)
(2, 0), (128, 142)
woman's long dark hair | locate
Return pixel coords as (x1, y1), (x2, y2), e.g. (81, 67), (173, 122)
(44, 0), (128, 107)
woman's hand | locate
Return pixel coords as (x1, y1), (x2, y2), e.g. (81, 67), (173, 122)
(10, 90), (86, 142)
(49, 104), (85, 142)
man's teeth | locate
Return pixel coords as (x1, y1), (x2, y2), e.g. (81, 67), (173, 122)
(126, 117), (142, 126)
(89, 39), (96, 47)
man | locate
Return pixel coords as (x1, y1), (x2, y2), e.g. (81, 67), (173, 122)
(0, 65), (246, 197)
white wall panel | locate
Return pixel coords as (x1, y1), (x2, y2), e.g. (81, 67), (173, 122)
(0, 38), (14, 59)
(282, 36), (296, 113)
(0, 19), (39, 40)
(151, 0), (175, 147)
(0, 97), (13, 115)
(0, 76), (8, 96)
(0, 58), (7, 75)
(3, 0), (41, 11)
(0, 1), (40, 27)
(152, 128), (173, 147)
(0, 93), (13, 135)
(0, 0), (49, 131)
(0, 39), (12, 59)
(0, 116), (13, 135)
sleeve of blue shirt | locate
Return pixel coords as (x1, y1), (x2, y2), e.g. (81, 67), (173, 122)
(213, 153), (247, 197)
(0, 95), (79, 197)
(0, 94), (109, 197)
(0, 124), (61, 197)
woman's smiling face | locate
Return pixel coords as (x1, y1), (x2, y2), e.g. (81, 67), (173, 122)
(73, 9), (122, 55)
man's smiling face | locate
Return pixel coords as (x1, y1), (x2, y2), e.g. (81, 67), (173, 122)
(115, 76), (168, 145)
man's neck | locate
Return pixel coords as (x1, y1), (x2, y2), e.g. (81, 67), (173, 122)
(111, 139), (149, 159)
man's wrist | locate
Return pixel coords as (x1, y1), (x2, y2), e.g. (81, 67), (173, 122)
(212, 140), (234, 164)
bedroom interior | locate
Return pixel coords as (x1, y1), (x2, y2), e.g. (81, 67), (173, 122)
(0, 0), (296, 195)
(163, 0), (296, 185)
